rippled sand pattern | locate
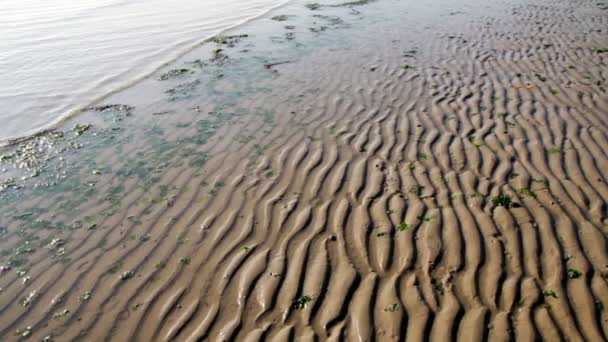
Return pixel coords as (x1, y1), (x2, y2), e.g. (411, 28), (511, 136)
(0, 0), (607, 340)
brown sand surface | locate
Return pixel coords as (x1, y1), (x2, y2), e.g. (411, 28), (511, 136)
(1, 0), (607, 340)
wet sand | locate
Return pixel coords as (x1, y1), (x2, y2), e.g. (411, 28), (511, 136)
(1, 0), (607, 340)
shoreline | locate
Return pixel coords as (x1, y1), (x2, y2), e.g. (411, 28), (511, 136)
(0, 0), (294, 146)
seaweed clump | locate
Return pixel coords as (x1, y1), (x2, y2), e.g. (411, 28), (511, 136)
(271, 15), (289, 21)
(211, 34), (249, 47)
(159, 68), (191, 81)
(492, 194), (512, 208)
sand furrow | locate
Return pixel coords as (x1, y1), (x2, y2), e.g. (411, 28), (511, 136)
(0, 0), (606, 340)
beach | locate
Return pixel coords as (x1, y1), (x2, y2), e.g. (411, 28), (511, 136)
(0, 0), (607, 340)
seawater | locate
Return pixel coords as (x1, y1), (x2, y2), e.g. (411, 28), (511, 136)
(0, 0), (287, 142)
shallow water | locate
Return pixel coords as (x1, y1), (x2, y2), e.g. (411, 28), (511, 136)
(0, 0), (286, 142)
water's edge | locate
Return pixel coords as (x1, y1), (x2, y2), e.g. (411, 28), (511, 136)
(1, 0), (293, 147)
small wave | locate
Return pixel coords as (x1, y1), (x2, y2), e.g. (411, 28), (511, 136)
(0, 0), (293, 146)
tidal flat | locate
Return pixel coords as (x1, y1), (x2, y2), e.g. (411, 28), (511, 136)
(0, 0), (607, 340)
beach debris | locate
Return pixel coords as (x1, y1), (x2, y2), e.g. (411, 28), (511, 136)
(121, 271), (134, 280)
(511, 84), (536, 90)
(417, 215), (433, 222)
(271, 15), (289, 21)
(431, 278), (445, 295)
(549, 146), (574, 155)
(159, 68), (191, 81)
(166, 195), (176, 207)
(397, 223), (412, 231)
(0, 122), (107, 195)
(567, 268), (582, 279)
(14, 241), (35, 256)
(165, 80), (201, 101)
(403, 49), (417, 57)
(3, 132), (66, 171)
(530, 178), (549, 188)
(311, 14), (346, 30)
(42, 336), (54, 342)
(264, 61), (292, 71)
(210, 48), (228, 63)
(80, 290), (92, 302)
(129, 233), (150, 242)
(0, 178), (19, 192)
(592, 48), (608, 54)
(436, 175), (449, 183)
(492, 194), (512, 208)
(46, 238), (65, 250)
(468, 136), (484, 148)
(305, 3), (321, 10)
(543, 290), (557, 298)
(179, 257), (191, 265)
(73, 124), (92, 136)
(535, 73), (547, 82)
(152, 110), (174, 116)
(177, 235), (190, 245)
(518, 188), (537, 198)
(186, 59), (207, 69)
(409, 185), (424, 196)
(384, 303), (400, 312)
(52, 309), (70, 320)
(0, 152), (15, 161)
(86, 104), (133, 114)
(209, 181), (224, 195)
(238, 134), (255, 144)
(330, 0), (374, 7)
(294, 294), (316, 310)
(211, 34), (249, 47)
(264, 61), (292, 75)
(14, 326), (32, 337)
(20, 290), (36, 306)
(109, 261), (123, 273)
(46, 238), (66, 257)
